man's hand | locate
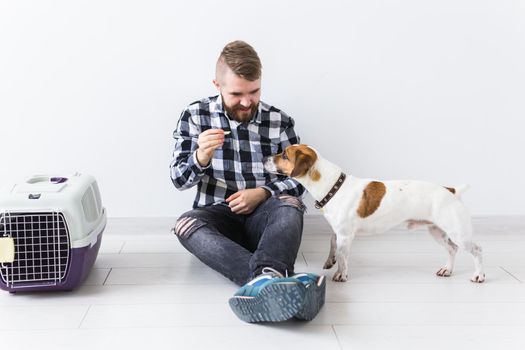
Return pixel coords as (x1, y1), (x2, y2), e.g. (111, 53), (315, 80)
(196, 129), (225, 167)
(226, 188), (271, 214)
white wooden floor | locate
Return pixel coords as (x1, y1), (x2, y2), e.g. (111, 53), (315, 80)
(1, 215), (525, 350)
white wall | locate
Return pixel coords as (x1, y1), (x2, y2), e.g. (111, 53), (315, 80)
(1, 0), (524, 217)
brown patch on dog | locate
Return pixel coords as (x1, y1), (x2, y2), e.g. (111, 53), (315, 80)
(290, 150), (313, 178)
(276, 144), (318, 178)
(357, 181), (387, 218)
(310, 169), (321, 181)
(444, 187), (456, 194)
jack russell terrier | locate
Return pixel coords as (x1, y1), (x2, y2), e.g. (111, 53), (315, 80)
(263, 144), (485, 283)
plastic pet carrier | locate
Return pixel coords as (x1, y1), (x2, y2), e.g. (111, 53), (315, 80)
(0, 173), (106, 292)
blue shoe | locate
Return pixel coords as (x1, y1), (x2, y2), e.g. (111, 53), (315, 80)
(229, 267), (306, 323)
(292, 273), (326, 321)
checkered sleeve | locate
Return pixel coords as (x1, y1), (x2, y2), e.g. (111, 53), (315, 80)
(261, 117), (305, 197)
(169, 107), (210, 190)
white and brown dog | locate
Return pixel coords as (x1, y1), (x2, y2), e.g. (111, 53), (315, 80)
(263, 144), (485, 283)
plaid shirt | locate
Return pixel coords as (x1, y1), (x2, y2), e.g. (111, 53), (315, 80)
(170, 95), (305, 208)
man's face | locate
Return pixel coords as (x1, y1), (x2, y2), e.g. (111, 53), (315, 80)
(214, 67), (261, 123)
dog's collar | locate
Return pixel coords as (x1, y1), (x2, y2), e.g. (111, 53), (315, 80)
(315, 172), (346, 209)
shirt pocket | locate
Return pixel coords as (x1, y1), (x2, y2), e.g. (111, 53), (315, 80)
(251, 137), (279, 176)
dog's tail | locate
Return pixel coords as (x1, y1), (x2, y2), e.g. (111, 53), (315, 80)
(448, 184), (470, 197)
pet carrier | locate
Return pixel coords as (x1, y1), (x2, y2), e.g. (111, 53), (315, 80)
(0, 173), (106, 292)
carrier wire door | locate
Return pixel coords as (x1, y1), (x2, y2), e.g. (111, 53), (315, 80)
(0, 211), (71, 289)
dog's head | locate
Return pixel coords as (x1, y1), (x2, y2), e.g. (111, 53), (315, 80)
(263, 144), (321, 181)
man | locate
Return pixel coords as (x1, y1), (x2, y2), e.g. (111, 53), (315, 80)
(170, 40), (324, 323)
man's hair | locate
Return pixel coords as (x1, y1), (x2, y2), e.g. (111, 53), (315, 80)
(217, 40), (262, 81)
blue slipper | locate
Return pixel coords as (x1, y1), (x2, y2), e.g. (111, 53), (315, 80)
(229, 268), (306, 323)
(292, 273), (326, 321)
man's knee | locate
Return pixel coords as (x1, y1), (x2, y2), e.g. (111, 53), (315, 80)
(273, 195), (306, 213)
(172, 211), (208, 239)
(262, 195), (305, 233)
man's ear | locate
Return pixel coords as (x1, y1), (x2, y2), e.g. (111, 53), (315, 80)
(212, 79), (220, 91)
(291, 151), (313, 178)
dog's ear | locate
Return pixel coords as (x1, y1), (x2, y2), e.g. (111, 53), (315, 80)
(291, 150), (314, 178)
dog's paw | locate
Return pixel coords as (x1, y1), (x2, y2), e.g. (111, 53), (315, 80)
(323, 257), (336, 270)
(332, 271), (348, 282)
(470, 273), (485, 283)
(436, 268), (452, 277)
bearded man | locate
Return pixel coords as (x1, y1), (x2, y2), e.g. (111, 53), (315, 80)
(170, 40), (324, 323)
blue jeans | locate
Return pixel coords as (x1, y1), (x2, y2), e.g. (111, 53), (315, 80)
(174, 195), (305, 286)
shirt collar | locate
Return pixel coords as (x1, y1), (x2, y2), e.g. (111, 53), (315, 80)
(213, 94), (225, 114)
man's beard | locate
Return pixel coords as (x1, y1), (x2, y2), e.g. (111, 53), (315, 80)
(222, 95), (259, 123)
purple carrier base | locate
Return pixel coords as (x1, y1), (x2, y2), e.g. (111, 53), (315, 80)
(0, 227), (104, 293)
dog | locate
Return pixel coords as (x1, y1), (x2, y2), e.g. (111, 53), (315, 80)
(263, 144), (485, 283)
